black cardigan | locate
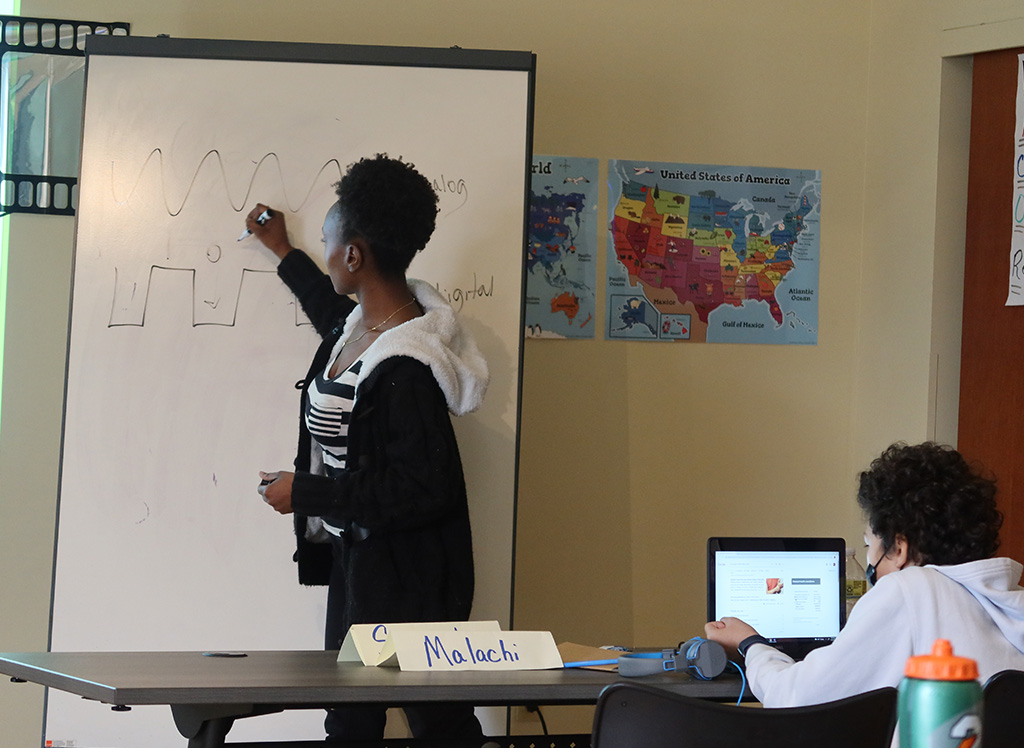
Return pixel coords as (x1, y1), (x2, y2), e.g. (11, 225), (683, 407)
(277, 250), (475, 626)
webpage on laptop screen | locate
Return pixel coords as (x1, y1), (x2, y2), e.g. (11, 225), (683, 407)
(715, 550), (841, 639)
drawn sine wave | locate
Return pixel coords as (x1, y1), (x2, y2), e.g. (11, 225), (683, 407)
(108, 149), (344, 216)
(108, 149), (471, 217)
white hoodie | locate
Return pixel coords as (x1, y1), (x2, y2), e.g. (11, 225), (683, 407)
(337, 278), (489, 416)
(745, 557), (1024, 707)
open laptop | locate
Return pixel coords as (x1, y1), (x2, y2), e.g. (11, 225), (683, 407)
(707, 537), (846, 660)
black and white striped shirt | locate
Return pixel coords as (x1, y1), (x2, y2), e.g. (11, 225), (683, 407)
(305, 358), (363, 477)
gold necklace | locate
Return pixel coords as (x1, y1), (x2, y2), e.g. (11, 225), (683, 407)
(339, 298), (417, 353)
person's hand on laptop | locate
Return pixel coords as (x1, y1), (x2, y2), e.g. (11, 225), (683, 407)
(704, 616), (759, 658)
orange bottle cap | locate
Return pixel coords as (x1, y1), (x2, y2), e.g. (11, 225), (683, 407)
(904, 639), (979, 681)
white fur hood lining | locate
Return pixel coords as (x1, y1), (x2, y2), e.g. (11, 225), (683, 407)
(331, 279), (489, 416)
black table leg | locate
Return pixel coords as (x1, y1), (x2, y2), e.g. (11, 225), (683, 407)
(172, 703), (285, 747)
(187, 716), (235, 748)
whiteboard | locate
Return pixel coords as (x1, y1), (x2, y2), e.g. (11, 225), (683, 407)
(48, 37), (533, 747)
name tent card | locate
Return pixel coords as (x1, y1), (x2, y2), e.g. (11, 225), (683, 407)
(339, 621), (501, 667)
(338, 621), (563, 671)
(393, 628), (562, 672)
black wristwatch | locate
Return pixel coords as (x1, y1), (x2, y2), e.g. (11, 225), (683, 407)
(737, 635), (773, 657)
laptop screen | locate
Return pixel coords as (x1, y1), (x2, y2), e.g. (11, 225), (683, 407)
(707, 537), (846, 659)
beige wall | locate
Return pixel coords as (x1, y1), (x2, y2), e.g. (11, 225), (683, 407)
(1, 0), (1019, 742)
(0, 214), (75, 747)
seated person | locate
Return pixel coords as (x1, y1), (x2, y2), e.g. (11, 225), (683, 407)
(706, 441), (1024, 707)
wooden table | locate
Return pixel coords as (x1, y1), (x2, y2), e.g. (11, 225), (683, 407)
(0, 650), (745, 747)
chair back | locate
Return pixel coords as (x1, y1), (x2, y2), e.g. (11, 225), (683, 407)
(592, 682), (897, 748)
(983, 669), (1024, 748)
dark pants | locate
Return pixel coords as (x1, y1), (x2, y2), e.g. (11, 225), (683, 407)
(324, 703), (484, 742)
(324, 534), (484, 743)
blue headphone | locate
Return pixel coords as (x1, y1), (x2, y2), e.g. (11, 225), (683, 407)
(618, 637), (727, 680)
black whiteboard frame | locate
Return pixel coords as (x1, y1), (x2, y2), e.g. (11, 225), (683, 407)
(84, 34), (535, 71)
(53, 33), (535, 648)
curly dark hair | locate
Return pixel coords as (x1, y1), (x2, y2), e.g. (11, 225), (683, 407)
(333, 154), (438, 277)
(857, 442), (1002, 566)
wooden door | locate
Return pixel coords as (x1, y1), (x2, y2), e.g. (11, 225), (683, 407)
(959, 47), (1024, 564)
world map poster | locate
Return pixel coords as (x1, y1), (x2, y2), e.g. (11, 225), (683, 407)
(607, 159), (821, 344)
(525, 155), (598, 339)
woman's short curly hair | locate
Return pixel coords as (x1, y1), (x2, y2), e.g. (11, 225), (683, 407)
(857, 442), (1002, 565)
(334, 154), (438, 277)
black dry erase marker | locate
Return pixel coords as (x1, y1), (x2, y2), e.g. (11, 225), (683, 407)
(238, 208), (274, 241)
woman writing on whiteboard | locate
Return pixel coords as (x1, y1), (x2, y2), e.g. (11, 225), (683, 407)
(245, 154), (488, 743)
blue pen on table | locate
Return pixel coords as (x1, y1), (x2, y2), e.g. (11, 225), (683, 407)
(238, 208), (273, 241)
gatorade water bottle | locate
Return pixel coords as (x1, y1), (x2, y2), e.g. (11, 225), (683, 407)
(898, 639), (982, 748)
